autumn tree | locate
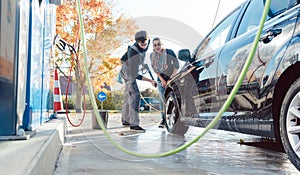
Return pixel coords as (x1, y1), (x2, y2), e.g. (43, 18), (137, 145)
(55, 0), (137, 112)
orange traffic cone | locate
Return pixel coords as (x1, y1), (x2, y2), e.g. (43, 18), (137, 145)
(53, 68), (63, 113)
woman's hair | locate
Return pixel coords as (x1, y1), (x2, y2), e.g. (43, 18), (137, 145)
(152, 37), (160, 42)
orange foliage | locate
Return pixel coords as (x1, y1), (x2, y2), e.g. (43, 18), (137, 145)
(56, 0), (111, 45)
(56, 0), (138, 93)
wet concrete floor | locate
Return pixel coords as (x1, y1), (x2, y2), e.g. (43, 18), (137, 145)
(53, 112), (299, 175)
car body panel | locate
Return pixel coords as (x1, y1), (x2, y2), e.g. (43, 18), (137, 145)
(216, 1), (299, 137)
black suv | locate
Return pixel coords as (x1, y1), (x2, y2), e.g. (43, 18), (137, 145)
(164, 0), (300, 170)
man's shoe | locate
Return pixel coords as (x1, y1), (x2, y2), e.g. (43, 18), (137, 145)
(130, 126), (145, 132)
(122, 121), (130, 126)
(158, 120), (165, 128)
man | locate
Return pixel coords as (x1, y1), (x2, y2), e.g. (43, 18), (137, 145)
(150, 38), (179, 128)
(120, 31), (157, 132)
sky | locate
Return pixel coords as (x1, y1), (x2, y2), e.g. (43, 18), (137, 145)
(113, 0), (246, 56)
(117, 0), (246, 37)
(112, 0), (246, 90)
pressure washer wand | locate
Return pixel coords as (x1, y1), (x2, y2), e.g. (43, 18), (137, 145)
(144, 64), (157, 87)
(144, 64), (154, 80)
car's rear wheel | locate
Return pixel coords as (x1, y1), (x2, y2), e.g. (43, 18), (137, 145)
(280, 77), (300, 171)
(165, 91), (188, 135)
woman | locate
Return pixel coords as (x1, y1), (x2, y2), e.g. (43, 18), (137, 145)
(150, 37), (179, 128)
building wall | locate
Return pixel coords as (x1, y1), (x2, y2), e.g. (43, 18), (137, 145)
(0, 0), (18, 135)
(28, 0), (56, 129)
(0, 0), (58, 135)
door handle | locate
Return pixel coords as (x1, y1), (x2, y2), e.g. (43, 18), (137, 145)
(260, 28), (282, 44)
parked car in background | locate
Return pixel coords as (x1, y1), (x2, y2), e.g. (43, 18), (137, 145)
(139, 97), (160, 111)
(164, 0), (300, 170)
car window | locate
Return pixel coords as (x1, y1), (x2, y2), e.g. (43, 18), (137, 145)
(195, 8), (240, 59)
(268, 0), (290, 17)
(151, 98), (160, 103)
(288, 0), (300, 8)
(140, 98), (148, 104)
(236, 0), (290, 37)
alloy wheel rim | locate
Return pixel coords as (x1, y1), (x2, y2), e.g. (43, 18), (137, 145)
(286, 92), (300, 158)
(166, 97), (176, 129)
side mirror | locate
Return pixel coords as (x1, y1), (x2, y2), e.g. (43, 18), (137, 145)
(178, 49), (192, 62)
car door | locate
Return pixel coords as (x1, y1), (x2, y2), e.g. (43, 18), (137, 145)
(177, 6), (243, 125)
(217, 0), (297, 136)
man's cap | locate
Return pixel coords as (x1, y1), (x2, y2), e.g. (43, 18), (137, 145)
(135, 31), (147, 42)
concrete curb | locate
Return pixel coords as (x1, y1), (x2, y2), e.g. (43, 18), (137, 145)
(0, 117), (66, 175)
(24, 117), (66, 175)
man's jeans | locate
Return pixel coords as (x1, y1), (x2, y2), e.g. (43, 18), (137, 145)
(157, 79), (165, 121)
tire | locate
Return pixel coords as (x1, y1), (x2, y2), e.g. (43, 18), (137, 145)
(165, 91), (189, 135)
(280, 77), (300, 171)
